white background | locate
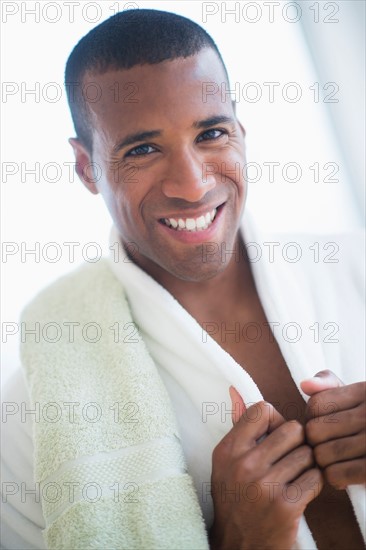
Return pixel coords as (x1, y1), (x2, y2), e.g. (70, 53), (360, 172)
(1, 0), (365, 385)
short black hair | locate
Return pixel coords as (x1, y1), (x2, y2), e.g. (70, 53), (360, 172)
(64, 9), (227, 153)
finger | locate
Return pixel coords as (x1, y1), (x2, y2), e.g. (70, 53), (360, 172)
(324, 458), (366, 490)
(229, 385), (246, 425)
(305, 382), (366, 422)
(261, 444), (314, 485)
(239, 401), (285, 436)
(227, 401), (284, 455)
(306, 403), (365, 445)
(247, 421), (306, 468)
(301, 369), (345, 397)
(266, 405), (287, 434)
(314, 433), (366, 468)
(286, 468), (324, 509)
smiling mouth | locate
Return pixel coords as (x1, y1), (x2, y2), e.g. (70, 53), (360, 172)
(160, 205), (223, 232)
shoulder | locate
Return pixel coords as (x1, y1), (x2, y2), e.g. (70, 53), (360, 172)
(21, 259), (124, 324)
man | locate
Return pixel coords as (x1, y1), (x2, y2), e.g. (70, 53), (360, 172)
(1, 8), (365, 550)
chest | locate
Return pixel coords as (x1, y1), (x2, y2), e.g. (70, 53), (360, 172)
(209, 309), (364, 549)
(208, 299), (308, 423)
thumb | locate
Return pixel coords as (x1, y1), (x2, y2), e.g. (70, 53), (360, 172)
(229, 385), (246, 425)
(300, 369), (345, 396)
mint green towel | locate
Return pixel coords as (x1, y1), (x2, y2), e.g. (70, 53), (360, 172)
(20, 260), (209, 549)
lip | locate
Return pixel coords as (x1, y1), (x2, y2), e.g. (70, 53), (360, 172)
(158, 203), (224, 221)
(157, 203), (225, 244)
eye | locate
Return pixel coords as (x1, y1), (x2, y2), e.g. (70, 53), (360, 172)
(197, 128), (227, 142)
(125, 144), (156, 157)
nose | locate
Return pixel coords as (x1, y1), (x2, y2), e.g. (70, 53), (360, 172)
(160, 148), (216, 202)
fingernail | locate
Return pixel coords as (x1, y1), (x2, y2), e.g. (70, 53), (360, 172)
(314, 370), (331, 378)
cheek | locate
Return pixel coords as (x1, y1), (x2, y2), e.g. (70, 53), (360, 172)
(103, 179), (149, 240)
(220, 148), (247, 185)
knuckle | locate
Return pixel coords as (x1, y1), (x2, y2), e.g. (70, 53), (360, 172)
(247, 399), (267, 416)
(308, 467), (324, 490)
(324, 460), (365, 489)
(307, 394), (321, 417)
(324, 464), (345, 490)
(237, 454), (258, 480)
(300, 444), (314, 463)
(247, 400), (263, 413)
(313, 443), (328, 467)
(291, 444), (314, 468)
(302, 468), (324, 497)
(286, 419), (305, 441)
(305, 419), (318, 445)
(242, 400), (272, 425)
(328, 437), (345, 457)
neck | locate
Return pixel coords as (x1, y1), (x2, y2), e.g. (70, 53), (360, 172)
(147, 234), (257, 321)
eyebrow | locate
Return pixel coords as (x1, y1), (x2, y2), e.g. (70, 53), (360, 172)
(112, 115), (235, 155)
(193, 115), (235, 129)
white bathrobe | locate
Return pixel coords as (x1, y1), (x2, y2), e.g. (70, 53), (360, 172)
(1, 213), (365, 549)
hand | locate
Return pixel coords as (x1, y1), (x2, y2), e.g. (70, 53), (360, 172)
(301, 370), (366, 490)
(209, 388), (323, 550)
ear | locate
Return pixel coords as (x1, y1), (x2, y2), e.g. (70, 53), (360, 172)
(69, 138), (99, 195)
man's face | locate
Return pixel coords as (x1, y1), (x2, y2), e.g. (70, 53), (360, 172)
(78, 48), (247, 282)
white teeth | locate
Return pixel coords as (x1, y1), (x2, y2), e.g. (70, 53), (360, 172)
(185, 218), (196, 230)
(196, 216), (206, 229)
(163, 208), (218, 232)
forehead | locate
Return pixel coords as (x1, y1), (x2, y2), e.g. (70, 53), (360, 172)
(83, 49), (232, 139)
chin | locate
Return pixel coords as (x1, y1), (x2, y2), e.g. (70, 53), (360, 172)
(163, 257), (230, 283)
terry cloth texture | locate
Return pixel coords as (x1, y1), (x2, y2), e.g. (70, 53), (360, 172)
(20, 259), (209, 549)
